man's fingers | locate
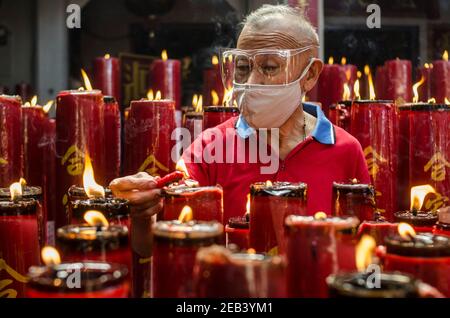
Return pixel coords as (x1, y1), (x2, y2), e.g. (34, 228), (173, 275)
(109, 174), (160, 192)
(113, 189), (162, 206)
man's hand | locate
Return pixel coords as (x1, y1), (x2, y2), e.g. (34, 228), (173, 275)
(109, 172), (163, 220)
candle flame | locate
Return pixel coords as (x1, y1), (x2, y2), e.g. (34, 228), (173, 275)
(328, 57), (334, 65)
(161, 50), (168, 61)
(211, 90), (220, 106)
(222, 86), (233, 107)
(19, 178), (27, 187)
(443, 50), (448, 62)
(104, 53), (111, 59)
(155, 91), (162, 101)
(83, 153), (105, 198)
(355, 235), (376, 272)
(354, 79), (361, 99)
(247, 248), (256, 254)
(195, 95), (203, 112)
(147, 89), (154, 100)
(314, 211), (327, 220)
(343, 83), (351, 100)
(176, 158), (190, 178)
(192, 94), (198, 108)
(43, 100), (54, 113)
(445, 98), (450, 105)
(212, 55), (219, 65)
(81, 69), (93, 91)
(265, 180), (273, 187)
(364, 65), (376, 100)
(428, 97), (436, 104)
(84, 210), (109, 227)
(357, 71), (362, 79)
(30, 95), (38, 107)
(424, 63), (430, 69)
(9, 182), (22, 200)
(398, 222), (416, 240)
(412, 76), (425, 103)
(41, 246), (61, 266)
(341, 57), (347, 65)
(24, 102), (31, 107)
(246, 194), (250, 214)
(410, 184), (436, 211)
(178, 205), (193, 223)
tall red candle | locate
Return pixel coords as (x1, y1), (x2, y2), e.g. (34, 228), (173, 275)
(225, 215), (250, 250)
(194, 246), (287, 297)
(375, 65), (386, 100)
(351, 100), (398, 221)
(203, 56), (224, 106)
(103, 96), (121, 184)
(431, 52), (450, 104)
(55, 90), (105, 229)
(183, 111), (203, 143)
(202, 106), (239, 130)
(384, 59), (413, 104)
(93, 54), (121, 103)
(0, 198), (40, 298)
(151, 220), (223, 298)
(249, 182), (307, 255)
(332, 181), (376, 222)
(317, 64), (347, 116)
(285, 215), (360, 297)
(124, 98), (176, 177)
(149, 51), (181, 110)
(0, 95), (22, 187)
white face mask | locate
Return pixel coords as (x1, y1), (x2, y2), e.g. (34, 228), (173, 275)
(233, 58), (316, 129)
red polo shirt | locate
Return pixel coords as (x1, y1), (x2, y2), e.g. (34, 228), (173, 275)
(182, 103), (370, 223)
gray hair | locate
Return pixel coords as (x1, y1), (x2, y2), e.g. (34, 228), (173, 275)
(242, 4), (319, 45)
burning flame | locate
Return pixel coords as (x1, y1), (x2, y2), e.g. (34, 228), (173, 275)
(192, 94), (198, 108)
(424, 63), (430, 69)
(341, 57), (347, 65)
(314, 212), (327, 220)
(445, 98), (450, 105)
(41, 246), (61, 266)
(147, 89), (154, 100)
(247, 248), (256, 254)
(354, 79), (361, 99)
(83, 153), (105, 198)
(328, 57), (334, 65)
(176, 159), (189, 178)
(413, 76), (425, 103)
(81, 69), (93, 91)
(343, 83), (351, 100)
(357, 71), (362, 79)
(161, 50), (168, 61)
(428, 98), (436, 104)
(246, 194), (250, 214)
(19, 178), (27, 187)
(364, 65), (376, 100)
(104, 53), (111, 59)
(265, 180), (273, 187)
(398, 222), (416, 240)
(155, 91), (162, 101)
(178, 205), (193, 222)
(195, 95), (203, 112)
(84, 210), (109, 227)
(30, 95), (38, 107)
(211, 90), (220, 106)
(212, 55), (219, 65)
(410, 185), (436, 211)
(43, 100), (54, 113)
(222, 86), (233, 107)
(355, 235), (376, 271)
(443, 50), (448, 62)
(9, 182), (22, 200)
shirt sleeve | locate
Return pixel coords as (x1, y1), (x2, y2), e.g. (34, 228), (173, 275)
(181, 135), (211, 187)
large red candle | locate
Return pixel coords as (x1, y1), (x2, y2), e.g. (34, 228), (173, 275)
(249, 182), (307, 255)
(0, 198), (39, 298)
(384, 59), (413, 104)
(149, 51), (181, 110)
(124, 98), (176, 177)
(332, 181), (376, 222)
(103, 96), (121, 184)
(285, 215), (360, 298)
(55, 90), (105, 229)
(194, 246), (287, 297)
(93, 54), (121, 103)
(151, 220), (223, 298)
(163, 185), (223, 224)
(0, 95), (22, 187)
(431, 52), (450, 104)
(351, 100), (398, 221)
(203, 56), (224, 106)
(225, 215), (250, 250)
(26, 262), (129, 298)
(183, 111), (203, 143)
(317, 63), (347, 116)
(202, 106), (239, 130)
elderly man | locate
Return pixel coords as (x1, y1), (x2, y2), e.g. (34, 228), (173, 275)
(110, 5), (370, 256)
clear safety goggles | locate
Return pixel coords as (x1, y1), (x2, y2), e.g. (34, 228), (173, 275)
(221, 46), (319, 87)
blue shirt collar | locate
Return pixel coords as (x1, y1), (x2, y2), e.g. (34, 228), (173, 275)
(235, 102), (336, 145)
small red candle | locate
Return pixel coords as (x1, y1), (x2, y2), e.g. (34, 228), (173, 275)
(103, 96), (121, 184)
(202, 106), (239, 130)
(93, 54), (121, 103)
(55, 89), (105, 229)
(249, 181), (307, 254)
(384, 59), (413, 104)
(0, 193), (39, 298)
(194, 246), (287, 297)
(285, 214), (360, 298)
(124, 96), (176, 177)
(328, 101), (352, 132)
(357, 213), (398, 246)
(382, 224), (450, 297)
(163, 185), (223, 223)
(431, 51), (450, 104)
(26, 261), (129, 298)
(151, 220), (223, 297)
(225, 215), (250, 250)
(203, 55), (224, 106)
(332, 180), (376, 222)
(317, 61), (348, 116)
(0, 95), (22, 187)
(351, 100), (398, 221)
(149, 50), (181, 110)
(184, 111), (203, 143)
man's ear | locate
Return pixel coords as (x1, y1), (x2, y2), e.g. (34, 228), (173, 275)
(303, 59), (323, 92)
